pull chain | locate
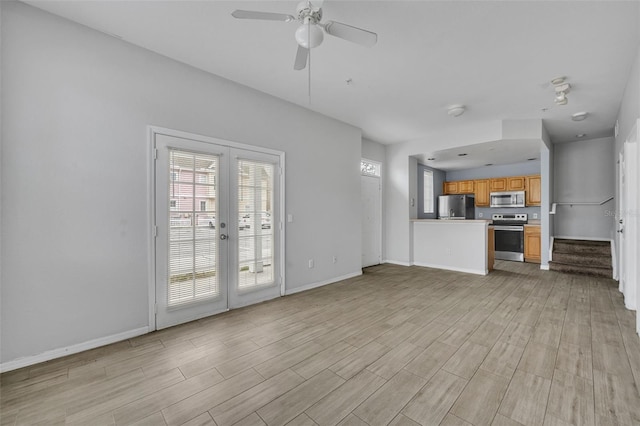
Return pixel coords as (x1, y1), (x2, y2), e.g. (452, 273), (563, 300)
(307, 18), (311, 104)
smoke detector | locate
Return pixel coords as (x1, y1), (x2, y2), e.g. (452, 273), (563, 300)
(572, 112), (588, 121)
(447, 105), (466, 117)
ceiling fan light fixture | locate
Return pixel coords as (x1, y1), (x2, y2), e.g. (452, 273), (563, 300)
(295, 22), (324, 48)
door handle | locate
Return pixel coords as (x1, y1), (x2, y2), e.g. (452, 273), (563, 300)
(220, 234), (228, 240)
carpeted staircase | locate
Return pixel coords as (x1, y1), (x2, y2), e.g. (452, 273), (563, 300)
(549, 238), (613, 278)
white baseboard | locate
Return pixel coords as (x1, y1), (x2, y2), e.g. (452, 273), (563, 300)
(412, 261), (487, 276)
(540, 264), (550, 270)
(285, 271), (362, 296)
(382, 259), (412, 267)
(0, 326), (149, 373)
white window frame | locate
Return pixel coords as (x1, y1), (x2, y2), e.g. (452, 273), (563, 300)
(423, 169), (434, 214)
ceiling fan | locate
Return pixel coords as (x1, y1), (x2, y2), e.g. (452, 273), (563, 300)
(231, 1), (378, 71)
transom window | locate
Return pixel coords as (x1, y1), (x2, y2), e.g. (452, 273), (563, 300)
(361, 160), (381, 177)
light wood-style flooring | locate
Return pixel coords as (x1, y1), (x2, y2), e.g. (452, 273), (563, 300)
(2, 261), (640, 426)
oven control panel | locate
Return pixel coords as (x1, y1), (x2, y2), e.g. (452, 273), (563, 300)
(492, 213), (528, 222)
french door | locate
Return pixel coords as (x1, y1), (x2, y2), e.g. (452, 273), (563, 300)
(154, 132), (282, 329)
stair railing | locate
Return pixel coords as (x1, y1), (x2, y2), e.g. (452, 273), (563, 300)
(549, 196), (614, 214)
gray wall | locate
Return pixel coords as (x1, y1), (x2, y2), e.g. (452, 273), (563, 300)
(553, 137), (615, 239)
(1, 2), (363, 365)
(361, 138), (386, 164)
(444, 161), (542, 220)
(417, 164), (445, 219)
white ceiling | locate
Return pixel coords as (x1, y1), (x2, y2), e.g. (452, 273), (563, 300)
(26, 0), (640, 155)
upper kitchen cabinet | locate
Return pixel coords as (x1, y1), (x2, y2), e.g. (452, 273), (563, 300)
(458, 180), (474, 194)
(507, 176), (526, 191)
(474, 179), (490, 207)
(443, 181), (458, 194)
(443, 173), (539, 206)
(490, 176), (526, 192)
(443, 180), (474, 194)
(490, 177), (507, 192)
(525, 175), (541, 206)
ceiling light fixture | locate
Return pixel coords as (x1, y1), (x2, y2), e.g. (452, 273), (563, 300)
(447, 105), (466, 117)
(458, 153), (468, 157)
(295, 19), (324, 48)
(527, 158), (537, 161)
(427, 157), (436, 161)
(576, 133), (586, 138)
(552, 77), (571, 106)
(572, 112), (588, 121)
(485, 163), (493, 166)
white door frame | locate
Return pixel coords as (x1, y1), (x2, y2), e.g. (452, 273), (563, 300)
(361, 158), (383, 267)
(147, 126), (286, 330)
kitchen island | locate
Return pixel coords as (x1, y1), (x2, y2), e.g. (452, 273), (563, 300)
(411, 219), (494, 275)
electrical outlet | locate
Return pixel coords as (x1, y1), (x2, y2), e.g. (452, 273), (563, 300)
(332, 256), (337, 264)
(533, 213), (538, 219)
(308, 259), (314, 268)
(478, 212), (483, 218)
(287, 214), (294, 223)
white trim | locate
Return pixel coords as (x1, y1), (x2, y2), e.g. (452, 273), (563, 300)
(411, 261), (487, 276)
(549, 236), (554, 262)
(383, 259), (412, 267)
(147, 127), (157, 331)
(284, 271), (362, 296)
(0, 327), (149, 373)
(611, 239), (618, 281)
(540, 264), (550, 271)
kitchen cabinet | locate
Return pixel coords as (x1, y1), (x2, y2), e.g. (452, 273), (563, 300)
(474, 179), (490, 207)
(443, 181), (458, 194)
(507, 176), (526, 191)
(443, 180), (473, 194)
(524, 225), (541, 263)
(458, 180), (474, 194)
(490, 178), (507, 192)
(526, 175), (541, 206)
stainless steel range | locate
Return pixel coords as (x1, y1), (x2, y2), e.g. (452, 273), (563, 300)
(491, 213), (528, 262)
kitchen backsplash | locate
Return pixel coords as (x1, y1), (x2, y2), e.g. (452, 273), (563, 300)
(475, 206), (541, 220)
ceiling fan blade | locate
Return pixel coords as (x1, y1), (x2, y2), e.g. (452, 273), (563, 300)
(294, 45), (309, 70)
(231, 10), (295, 22)
(323, 21), (377, 47)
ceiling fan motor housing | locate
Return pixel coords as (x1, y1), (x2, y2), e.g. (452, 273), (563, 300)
(296, 1), (322, 23)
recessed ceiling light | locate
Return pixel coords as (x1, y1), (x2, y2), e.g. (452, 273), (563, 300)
(576, 134), (586, 138)
(458, 153), (467, 157)
(572, 112), (588, 121)
(427, 157), (436, 161)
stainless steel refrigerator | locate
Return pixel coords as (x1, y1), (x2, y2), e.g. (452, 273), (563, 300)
(438, 194), (475, 219)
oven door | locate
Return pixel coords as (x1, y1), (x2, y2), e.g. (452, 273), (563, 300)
(494, 225), (524, 261)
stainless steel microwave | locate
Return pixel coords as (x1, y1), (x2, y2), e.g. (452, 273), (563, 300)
(490, 191), (525, 208)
